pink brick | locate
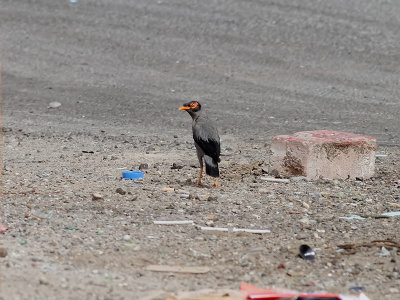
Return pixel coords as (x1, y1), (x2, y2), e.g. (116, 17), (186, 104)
(269, 131), (376, 180)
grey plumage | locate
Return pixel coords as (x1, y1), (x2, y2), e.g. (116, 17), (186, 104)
(180, 101), (221, 181)
(192, 114), (220, 177)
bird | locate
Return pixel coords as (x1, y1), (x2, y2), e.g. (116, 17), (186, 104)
(179, 101), (221, 187)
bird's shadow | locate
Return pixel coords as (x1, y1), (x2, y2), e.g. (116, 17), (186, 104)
(181, 180), (213, 189)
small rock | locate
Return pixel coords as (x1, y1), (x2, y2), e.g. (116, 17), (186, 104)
(205, 220), (214, 227)
(39, 277), (49, 285)
(92, 193), (103, 201)
(171, 163), (183, 170)
(189, 193), (199, 200)
(300, 217), (310, 225)
(320, 192), (330, 198)
(302, 202), (310, 209)
(207, 195), (218, 202)
(296, 233), (308, 240)
(139, 163), (148, 170)
(48, 101), (61, 109)
(0, 247), (7, 258)
(127, 196), (138, 201)
(389, 288), (399, 294)
(31, 257), (43, 262)
(116, 188), (126, 195)
(379, 247), (391, 257)
(312, 192), (321, 200)
(123, 235), (131, 241)
(241, 260), (249, 267)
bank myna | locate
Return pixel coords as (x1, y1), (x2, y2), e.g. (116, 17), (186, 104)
(179, 101), (221, 187)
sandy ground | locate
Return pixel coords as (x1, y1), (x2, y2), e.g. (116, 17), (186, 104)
(1, 0), (400, 299)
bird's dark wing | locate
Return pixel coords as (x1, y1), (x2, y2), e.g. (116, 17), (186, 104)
(193, 135), (220, 162)
(192, 115), (221, 162)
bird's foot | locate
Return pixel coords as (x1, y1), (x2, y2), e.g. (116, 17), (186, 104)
(211, 178), (220, 187)
(197, 180), (204, 186)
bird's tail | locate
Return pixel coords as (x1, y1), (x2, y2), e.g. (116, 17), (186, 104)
(204, 155), (219, 177)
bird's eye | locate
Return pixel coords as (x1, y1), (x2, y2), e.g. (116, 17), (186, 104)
(190, 102), (198, 108)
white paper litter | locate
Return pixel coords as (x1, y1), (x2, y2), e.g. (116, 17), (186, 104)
(153, 220), (194, 225)
(260, 177), (290, 183)
(200, 227), (270, 234)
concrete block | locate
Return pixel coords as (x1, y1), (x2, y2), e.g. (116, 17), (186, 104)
(269, 130), (376, 180)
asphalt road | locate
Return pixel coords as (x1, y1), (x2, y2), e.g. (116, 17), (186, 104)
(1, 0), (400, 142)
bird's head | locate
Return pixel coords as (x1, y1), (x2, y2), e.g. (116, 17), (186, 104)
(179, 101), (202, 114)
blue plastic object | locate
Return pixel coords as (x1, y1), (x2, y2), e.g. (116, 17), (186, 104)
(122, 171), (144, 180)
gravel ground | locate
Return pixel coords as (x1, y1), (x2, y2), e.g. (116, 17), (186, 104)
(1, 0), (400, 299)
(1, 129), (399, 299)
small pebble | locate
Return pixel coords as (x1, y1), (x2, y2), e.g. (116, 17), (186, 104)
(296, 233), (308, 240)
(116, 188), (126, 195)
(320, 192), (330, 198)
(300, 217), (310, 225)
(205, 220), (214, 227)
(312, 192), (321, 199)
(379, 247), (391, 257)
(171, 163), (183, 170)
(139, 163), (148, 170)
(207, 195), (218, 202)
(92, 193), (103, 201)
(189, 193), (199, 200)
(0, 247), (7, 258)
(39, 277), (49, 285)
(127, 196), (138, 201)
(48, 101), (61, 108)
(123, 235), (131, 241)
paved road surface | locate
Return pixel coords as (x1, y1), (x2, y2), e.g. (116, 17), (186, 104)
(2, 0), (399, 143)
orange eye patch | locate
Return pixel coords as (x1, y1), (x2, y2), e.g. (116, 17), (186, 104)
(190, 102), (198, 108)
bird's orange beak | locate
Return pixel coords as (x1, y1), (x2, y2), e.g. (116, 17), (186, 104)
(179, 106), (190, 111)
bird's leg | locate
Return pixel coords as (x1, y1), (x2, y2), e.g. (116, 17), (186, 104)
(212, 177), (219, 187)
(197, 166), (204, 186)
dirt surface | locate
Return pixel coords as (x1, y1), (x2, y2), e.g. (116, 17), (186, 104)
(1, 0), (400, 299)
